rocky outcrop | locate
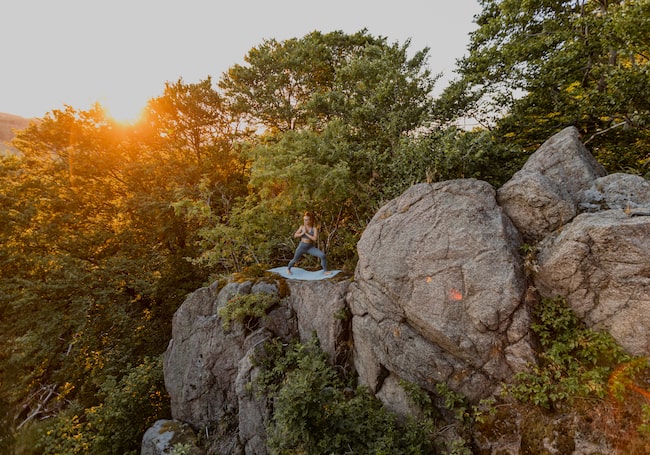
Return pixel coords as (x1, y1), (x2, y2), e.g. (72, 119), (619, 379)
(580, 172), (650, 212)
(163, 281), (248, 428)
(497, 126), (607, 242)
(535, 210), (650, 355)
(140, 419), (200, 455)
(144, 126), (650, 454)
(160, 276), (350, 453)
(349, 179), (533, 406)
(497, 127), (650, 358)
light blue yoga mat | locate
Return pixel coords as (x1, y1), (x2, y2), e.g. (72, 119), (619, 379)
(268, 267), (341, 281)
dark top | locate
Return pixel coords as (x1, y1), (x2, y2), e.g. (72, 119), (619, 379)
(301, 227), (315, 242)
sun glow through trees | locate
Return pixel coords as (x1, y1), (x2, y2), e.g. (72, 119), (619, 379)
(102, 102), (146, 125)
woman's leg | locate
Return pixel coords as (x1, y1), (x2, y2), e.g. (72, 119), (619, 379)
(288, 242), (311, 270)
(307, 246), (327, 271)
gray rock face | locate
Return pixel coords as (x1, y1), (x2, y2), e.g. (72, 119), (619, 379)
(535, 210), (650, 355)
(140, 419), (199, 455)
(580, 172), (650, 212)
(498, 126), (607, 241)
(349, 179), (533, 402)
(287, 279), (350, 365)
(163, 279), (293, 454)
(163, 282), (247, 428)
(162, 275), (351, 454)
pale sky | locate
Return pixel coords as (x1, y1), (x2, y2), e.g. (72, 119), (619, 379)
(1, 0), (481, 121)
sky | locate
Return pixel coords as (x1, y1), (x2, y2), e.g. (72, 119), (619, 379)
(1, 0), (482, 122)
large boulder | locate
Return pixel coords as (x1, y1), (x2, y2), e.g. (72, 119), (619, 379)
(498, 126), (607, 241)
(534, 210), (650, 356)
(163, 279), (295, 434)
(349, 179), (533, 405)
(140, 419), (200, 455)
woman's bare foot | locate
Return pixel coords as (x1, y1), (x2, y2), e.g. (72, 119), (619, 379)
(323, 270), (332, 276)
(286, 268), (292, 275)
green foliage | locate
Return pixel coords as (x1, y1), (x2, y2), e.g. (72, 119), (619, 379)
(34, 356), (169, 455)
(192, 30), (439, 272)
(220, 30), (436, 136)
(439, 0), (650, 174)
(435, 382), (475, 425)
(386, 127), (523, 198)
(253, 337), (436, 454)
(401, 380), (497, 454)
(30, 356), (170, 455)
(333, 305), (352, 322)
(1, 96), (215, 451)
(218, 292), (280, 331)
(0, 397), (15, 455)
(506, 296), (632, 409)
(399, 380), (435, 417)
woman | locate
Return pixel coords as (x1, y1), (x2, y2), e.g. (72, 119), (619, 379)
(287, 212), (330, 275)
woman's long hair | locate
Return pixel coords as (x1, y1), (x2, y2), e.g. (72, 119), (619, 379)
(303, 211), (316, 228)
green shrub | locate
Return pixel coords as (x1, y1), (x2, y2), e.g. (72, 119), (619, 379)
(401, 380), (496, 454)
(33, 356), (169, 455)
(506, 296), (632, 409)
(218, 292), (279, 331)
(253, 337), (435, 454)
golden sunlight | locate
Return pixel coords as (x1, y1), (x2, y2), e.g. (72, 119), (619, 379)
(104, 101), (146, 124)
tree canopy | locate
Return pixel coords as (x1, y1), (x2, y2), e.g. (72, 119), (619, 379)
(437, 0), (650, 174)
(0, 84), (243, 452)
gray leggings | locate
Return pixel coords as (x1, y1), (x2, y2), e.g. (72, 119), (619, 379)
(288, 242), (327, 270)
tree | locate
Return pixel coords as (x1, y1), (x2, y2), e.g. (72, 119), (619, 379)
(35, 356), (169, 455)
(142, 77), (243, 166)
(219, 30), (385, 133)
(437, 0), (650, 173)
(387, 127), (523, 193)
(193, 30), (438, 271)
(0, 94), (241, 450)
(0, 106), (148, 415)
(220, 29), (436, 161)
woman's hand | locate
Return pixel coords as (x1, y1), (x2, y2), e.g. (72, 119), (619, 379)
(305, 226), (317, 241)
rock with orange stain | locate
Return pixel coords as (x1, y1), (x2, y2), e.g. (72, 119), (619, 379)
(349, 178), (534, 406)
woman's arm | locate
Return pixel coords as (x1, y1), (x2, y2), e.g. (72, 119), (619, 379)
(303, 227), (318, 242)
(293, 225), (305, 237)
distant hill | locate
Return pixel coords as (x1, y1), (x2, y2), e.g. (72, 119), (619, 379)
(0, 112), (33, 155)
